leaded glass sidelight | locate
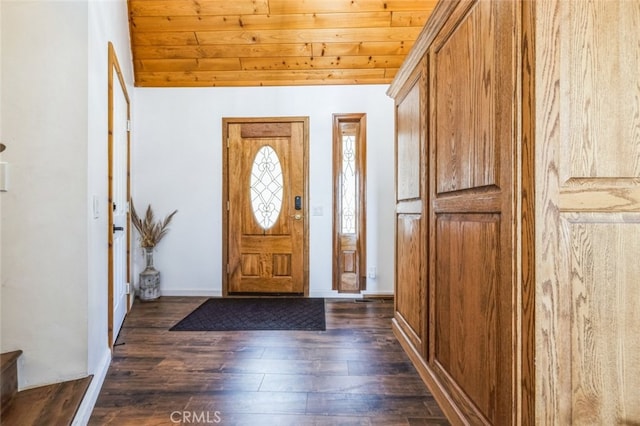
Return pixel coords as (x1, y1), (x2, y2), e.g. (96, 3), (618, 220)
(250, 145), (284, 230)
(341, 134), (357, 234)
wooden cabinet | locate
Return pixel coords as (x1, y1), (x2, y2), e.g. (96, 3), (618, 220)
(389, 0), (640, 424)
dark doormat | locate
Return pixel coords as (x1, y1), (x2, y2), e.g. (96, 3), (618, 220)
(170, 297), (326, 331)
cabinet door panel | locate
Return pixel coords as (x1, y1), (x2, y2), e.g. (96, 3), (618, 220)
(433, 0), (498, 194)
(429, 0), (516, 423)
(397, 80), (422, 201)
(395, 214), (425, 352)
(434, 214), (499, 422)
(536, 1), (640, 423)
(394, 61), (428, 358)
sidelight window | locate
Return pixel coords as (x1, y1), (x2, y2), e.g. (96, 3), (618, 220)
(332, 114), (367, 293)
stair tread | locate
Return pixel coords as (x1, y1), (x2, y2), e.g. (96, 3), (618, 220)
(1, 376), (92, 426)
(1, 350), (22, 417)
(0, 351), (22, 374)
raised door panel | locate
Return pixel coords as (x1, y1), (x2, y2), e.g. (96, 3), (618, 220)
(434, 214), (499, 423)
(397, 76), (422, 201)
(536, 1), (640, 423)
(434, 0), (498, 194)
(559, 216), (640, 424)
(395, 214), (424, 353)
(394, 60), (427, 357)
(560, 1), (640, 182)
(429, 0), (516, 423)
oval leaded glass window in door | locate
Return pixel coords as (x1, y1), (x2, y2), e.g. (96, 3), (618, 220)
(250, 145), (283, 230)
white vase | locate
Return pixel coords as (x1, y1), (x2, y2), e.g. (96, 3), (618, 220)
(139, 247), (160, 301)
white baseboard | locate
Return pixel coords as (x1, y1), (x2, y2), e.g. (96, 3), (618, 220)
(361, 292), (394, 298)
(156, 290), (392, 299)
(310, 291), (394, 299)
(309, 291), (359, 298)
(72, 348), (111, 426)
(160, 289), (222, 297)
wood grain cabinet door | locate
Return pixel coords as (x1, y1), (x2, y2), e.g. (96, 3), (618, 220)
(428, 0), (517, 423)
(535, 1), (640, 423)
(394, 60), (428, 357)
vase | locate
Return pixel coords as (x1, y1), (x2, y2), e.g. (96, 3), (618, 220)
(139, 247), (160, 301)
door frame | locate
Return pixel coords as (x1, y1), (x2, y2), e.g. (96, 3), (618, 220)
(107, 41), (131, 348)
(221, 117), (310, 296)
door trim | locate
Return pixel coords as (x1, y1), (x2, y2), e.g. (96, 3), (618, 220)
(222, 117), (309, 296)
(107, 42), (131, 348)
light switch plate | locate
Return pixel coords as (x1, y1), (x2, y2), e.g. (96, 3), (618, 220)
(0, 162), (8, 192)
(92, 195), (100, 219)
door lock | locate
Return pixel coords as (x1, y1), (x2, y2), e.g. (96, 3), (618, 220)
(113, 225), (124, 232)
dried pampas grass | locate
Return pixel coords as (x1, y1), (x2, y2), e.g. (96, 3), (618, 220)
(130, 201), (178, 248)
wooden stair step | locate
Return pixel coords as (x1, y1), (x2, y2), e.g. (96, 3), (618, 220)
(1, 350), (23, 417)
(1, 376), (92, 426)
(0, 351), (22, 374)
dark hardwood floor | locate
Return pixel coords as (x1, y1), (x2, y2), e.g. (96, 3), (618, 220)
(90, 297), (449, 425)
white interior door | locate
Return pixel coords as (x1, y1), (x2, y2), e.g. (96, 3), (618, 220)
(111, 74), (129, 344)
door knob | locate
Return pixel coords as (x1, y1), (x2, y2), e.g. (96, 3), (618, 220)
(291, 214), (302, 220)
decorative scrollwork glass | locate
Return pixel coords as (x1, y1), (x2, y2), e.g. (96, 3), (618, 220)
(341, 134), (356, 234)
(250, 145), (283, 230)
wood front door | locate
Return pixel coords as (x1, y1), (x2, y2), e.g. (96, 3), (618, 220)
(223, 117), (308, 295)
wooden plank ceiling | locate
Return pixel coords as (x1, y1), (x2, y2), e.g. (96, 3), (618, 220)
(128, 0), (437, 87)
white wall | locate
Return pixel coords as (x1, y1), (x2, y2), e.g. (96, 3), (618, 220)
(87, 0), (133, 381)
(0, 0), (3, 317)
(132, 85), (395, 298)
(1, 0), (89, 388)
(0, 0), (132, 400)
(82, 1), (133, 420)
